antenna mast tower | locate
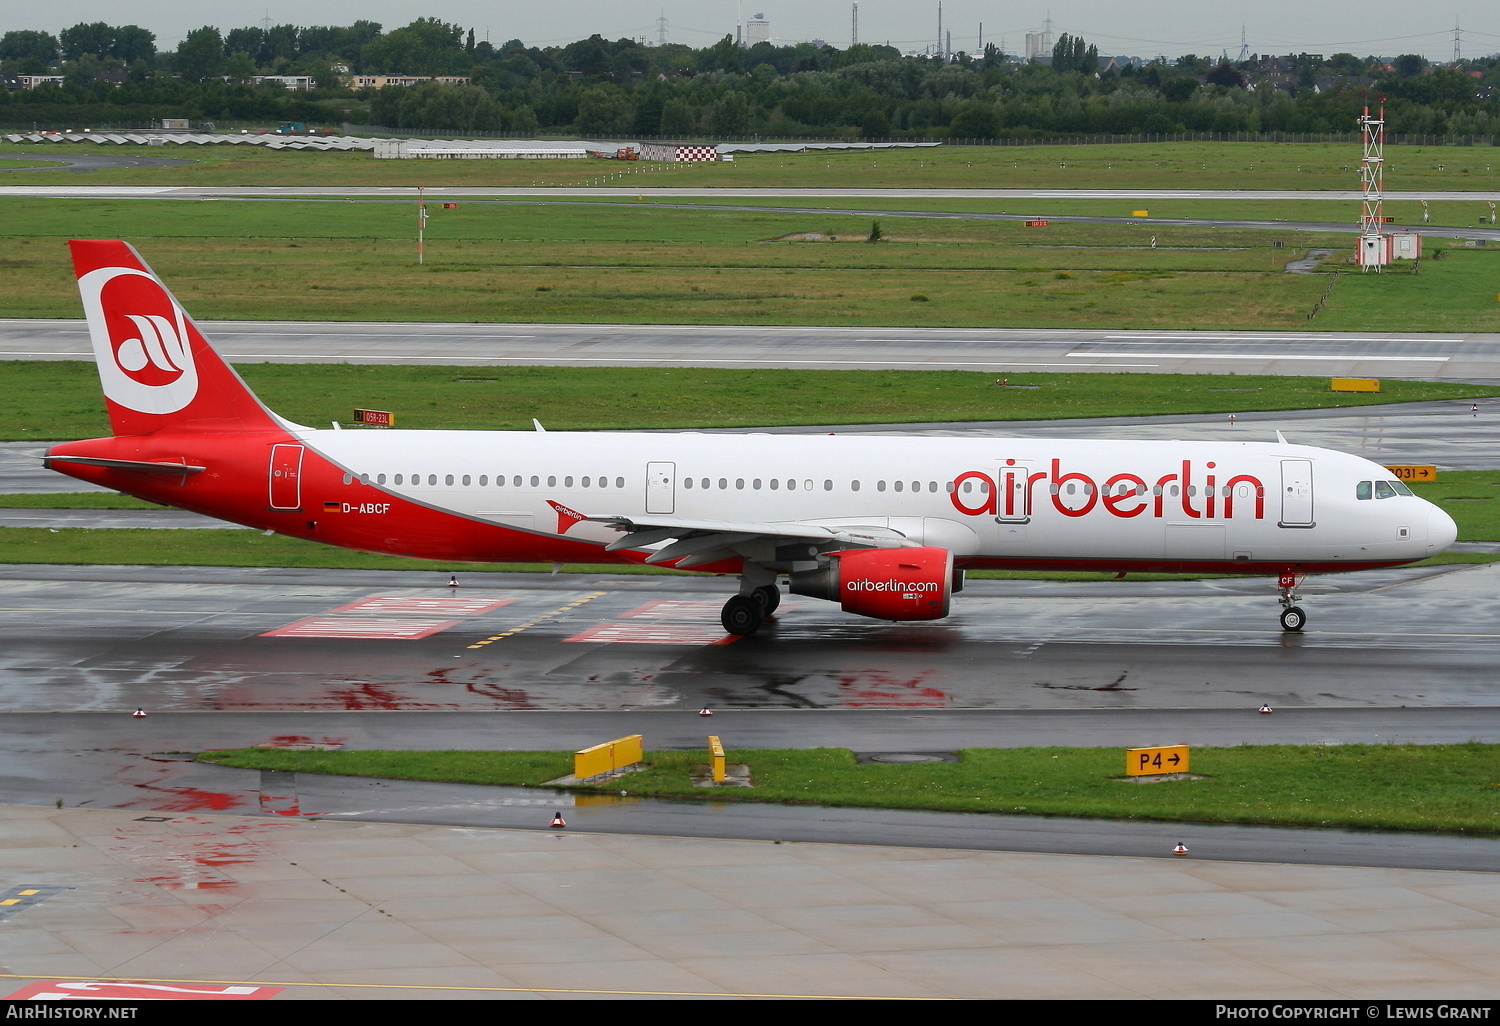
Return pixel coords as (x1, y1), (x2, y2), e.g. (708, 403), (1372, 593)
(1356, 104), (1390, 272)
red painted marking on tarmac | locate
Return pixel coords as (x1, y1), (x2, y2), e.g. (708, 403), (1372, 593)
(261, 616), (463, 639)
(132, 786), (244, 812)
(616, 599), (739, 618)
(258, 734), (347, 748)
(462, 683), (543, 708)
(564, 598), (799, 645)
(330, 595), (515, 616)
(323, 680), (444, 710)
(565, 622), (737, 645)
(836, 670), (947, 708)
(134, 877), (238, 890)
(7, 981), (282, 1000)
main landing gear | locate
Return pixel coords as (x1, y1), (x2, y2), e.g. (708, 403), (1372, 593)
(1277, 572), (1306, 633)
(720, 584), (780, 636)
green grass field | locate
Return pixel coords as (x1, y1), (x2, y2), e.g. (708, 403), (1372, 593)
(4, 362), (1494, 439)
(194, 742), (1500, 836)
(4, 195), (1500, 330)
(6, 139), (1500, 192)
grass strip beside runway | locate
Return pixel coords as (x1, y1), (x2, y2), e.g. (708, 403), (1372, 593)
(197, 743), (1500, 836)
(4, 364), (1497, 440)
(4, 196), (1500, 331)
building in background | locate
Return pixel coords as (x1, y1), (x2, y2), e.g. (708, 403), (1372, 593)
(746, 14), (770, 47)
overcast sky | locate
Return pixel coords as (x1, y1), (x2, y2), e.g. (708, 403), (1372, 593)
(13, 1), (1500, 61)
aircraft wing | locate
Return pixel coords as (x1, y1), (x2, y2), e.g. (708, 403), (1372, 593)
(589, 514), (917, 567)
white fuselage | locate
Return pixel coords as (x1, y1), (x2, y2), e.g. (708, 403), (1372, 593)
(295, 428), (1455, 570)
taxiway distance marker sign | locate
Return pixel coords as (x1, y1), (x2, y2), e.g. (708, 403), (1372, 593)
(1126, 745), (1189, 776)
(1383, 464), (1437, 482)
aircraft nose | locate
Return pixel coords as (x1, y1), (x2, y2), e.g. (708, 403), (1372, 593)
(1427, 503), (1458, 554)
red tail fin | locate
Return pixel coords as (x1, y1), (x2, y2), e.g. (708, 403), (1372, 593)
(70, 240), (282, 437)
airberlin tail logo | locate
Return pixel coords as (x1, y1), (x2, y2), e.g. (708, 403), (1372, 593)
(77, 265), (199, 415)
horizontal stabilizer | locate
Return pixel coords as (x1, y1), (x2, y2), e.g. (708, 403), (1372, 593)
(44, 454), (205, 475)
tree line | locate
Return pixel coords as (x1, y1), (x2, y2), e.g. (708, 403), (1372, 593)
(3, 18), (1499, 139)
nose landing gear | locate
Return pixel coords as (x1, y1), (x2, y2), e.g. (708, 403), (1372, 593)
(1277, 571), (1306, 632)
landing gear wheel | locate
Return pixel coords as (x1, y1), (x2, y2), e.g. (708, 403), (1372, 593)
(721, 595), (763, 636)
(752, 584), (781, 617)
(1279, 606), (1306, 633)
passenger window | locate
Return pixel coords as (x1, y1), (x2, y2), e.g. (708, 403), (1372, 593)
(785, 479), (794, 490)
(702, 478), (710, 489)
(377, 473), (387, 484)
(877, 481), (887, 492)
(684, 478), (693, 489)
(753, 479), (762, 490)
(565, 476), (573, 487)
(824, 480), (833, 491)
(394, 474), (403, 485)
(515, 476), (523, 487)
(616, 477), (625, 488)
(428, 475), (438, 486)
(530, 476), (539, 487)
(894, 481), (904, 492)
(463, 475), (471, 486)
(736, 479), (745, 490)
(1375, 481), (1397, 499)
(851, 480), (861, 492)
(770, 479), (779, 490)
(720, 479), (728, 490)
(1357, 481), (1372, 500)
(547, 476), (557, 487)
(478, 475), (487, 486)
(581, 476), (590, 488)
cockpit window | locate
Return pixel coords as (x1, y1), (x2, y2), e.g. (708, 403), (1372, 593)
(1356, 481), (1372, 500)
(1392, 480), (1413, 496)
(1374, 480), (1398, 499)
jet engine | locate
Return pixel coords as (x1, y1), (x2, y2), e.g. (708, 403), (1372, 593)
(788, 546), (955, 621)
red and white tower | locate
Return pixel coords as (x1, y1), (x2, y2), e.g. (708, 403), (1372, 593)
(1357, 104), (1391, 271)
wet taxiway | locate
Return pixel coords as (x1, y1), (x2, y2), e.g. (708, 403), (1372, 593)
(2, 559), (1500, 883)
(4, 562), (1498, 715)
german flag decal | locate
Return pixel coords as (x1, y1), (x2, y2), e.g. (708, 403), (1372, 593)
(323, 501), (342, 512)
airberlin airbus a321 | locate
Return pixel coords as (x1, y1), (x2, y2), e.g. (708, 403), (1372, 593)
(45, 240), (1458, 636)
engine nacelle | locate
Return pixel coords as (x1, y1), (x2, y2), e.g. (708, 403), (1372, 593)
(788, 546), (954, 621)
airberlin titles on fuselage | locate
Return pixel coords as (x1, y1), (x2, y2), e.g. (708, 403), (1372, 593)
(951, 458), (1265, 521)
